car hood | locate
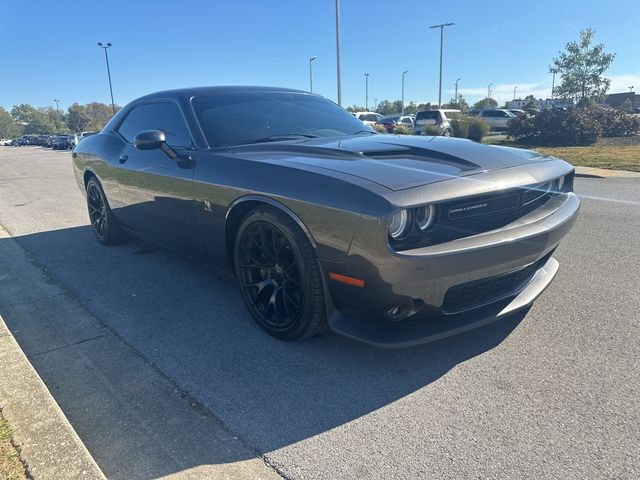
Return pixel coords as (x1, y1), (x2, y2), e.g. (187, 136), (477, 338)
(227, 135), (552, 191)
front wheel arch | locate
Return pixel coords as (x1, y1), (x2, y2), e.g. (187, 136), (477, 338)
(225, 195), (318, 270)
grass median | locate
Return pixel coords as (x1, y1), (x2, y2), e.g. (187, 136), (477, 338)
(483, 136), (640, 172)
(0, 415), (26, 480)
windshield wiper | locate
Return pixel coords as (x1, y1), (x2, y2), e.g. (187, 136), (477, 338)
(239, 133), (320, 145)
(351, 129), (377, 135)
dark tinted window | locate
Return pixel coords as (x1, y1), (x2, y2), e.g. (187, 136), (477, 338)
(193, 92), (370, 147)
(359, 113), (379, 122)
(380, 116), (400, 123)
(415, 111), (439, 121)
(117, 102), (191, 147)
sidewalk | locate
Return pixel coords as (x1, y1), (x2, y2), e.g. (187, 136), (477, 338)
(0, 224), (281, 479)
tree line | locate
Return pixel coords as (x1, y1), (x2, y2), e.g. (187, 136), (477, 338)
(0, 102), (120, 138)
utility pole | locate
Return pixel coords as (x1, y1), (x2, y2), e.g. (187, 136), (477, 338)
(401, 70), (408, 113)
(54, 99), (60, 130)
(364, 73), (369, 110)
(513, 85), (518, 101)
(98, 42), (116, 115)
(430, 23), (454, 108)
(335, 0), (342, 106)
(488, 83), (493, 99)
(550, 68), (557, 99)
(454, 78), (461, 103)
(309, 56), (317, 93)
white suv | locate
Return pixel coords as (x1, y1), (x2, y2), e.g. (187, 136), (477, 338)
(477, 109), (516, 130)
(413, 109), (461, 136)
(356, 111), (383, 126)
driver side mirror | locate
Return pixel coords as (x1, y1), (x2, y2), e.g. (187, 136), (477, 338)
(134, 129), (166, 150)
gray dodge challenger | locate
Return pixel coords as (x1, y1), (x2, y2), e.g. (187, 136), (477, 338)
(72, 86), (580, 347)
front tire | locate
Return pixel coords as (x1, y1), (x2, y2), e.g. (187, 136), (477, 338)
(86, 177), (128, 245)
(234, 206), (326, 341)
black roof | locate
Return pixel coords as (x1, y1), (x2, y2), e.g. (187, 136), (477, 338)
(137, 86), (308, 101)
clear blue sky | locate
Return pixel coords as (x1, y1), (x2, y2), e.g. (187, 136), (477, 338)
(1, 0), (638, 111)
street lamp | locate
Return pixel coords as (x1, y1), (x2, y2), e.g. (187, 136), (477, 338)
(488, 83), (493, 99)
(550, 67), (557, 99)
(309, 56), (317, 93)
(513, 85), (518, 101)
(54, 99), (60, 130)
(429, 22), (455, 108)
(629, 86), (635, 93)
(454, 78), (461, 103)
(364, 73), (370, 110)
(97, 42), (116, 115)
(401, 70), (408, 113)
(335, 0), (342, 106)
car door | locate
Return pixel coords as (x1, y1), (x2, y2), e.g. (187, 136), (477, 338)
(112, 100), (206, 260)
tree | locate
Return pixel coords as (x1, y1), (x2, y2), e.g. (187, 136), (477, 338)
(443, 94), (469, 112)
(403, 101), (418, 114)
(0, 107), (21, 138)
(11, 104), (55, 134)
(550, 28), (615, 104)
(523, 95), (538, 109)
(472, 97), (498, 110)
(346, 105), (366, 113)
(84, 102), (120, 131)
(66, 103), (92, 131)
(375, 100), (403, 115)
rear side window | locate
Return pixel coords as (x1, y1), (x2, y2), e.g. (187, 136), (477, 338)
(359, 114), (379, 122)
(415, 111), (439, 121)
(117, 102), (191, 147)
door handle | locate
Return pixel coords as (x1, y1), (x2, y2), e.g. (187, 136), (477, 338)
(119, 155), (129, 164)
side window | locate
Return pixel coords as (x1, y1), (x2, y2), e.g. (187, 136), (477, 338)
(117, 102), (191, 147)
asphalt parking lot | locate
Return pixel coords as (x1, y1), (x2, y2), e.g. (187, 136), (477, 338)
(0, 146), (638, 479)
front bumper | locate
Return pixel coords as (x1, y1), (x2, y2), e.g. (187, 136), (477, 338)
(322, 192), (580, 347)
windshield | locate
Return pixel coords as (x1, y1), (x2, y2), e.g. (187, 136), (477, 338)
(193, 92), (372, 147)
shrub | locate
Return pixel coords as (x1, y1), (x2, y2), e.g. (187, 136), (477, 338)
(392, 125), (413, 135)
(506, 106), (640, 146)
(372, 123), (387, 134)
(450, 117), (489, 142)
(422, 124), (440, 136)
(467, 118), (489, 142)
(450, 118), (469, 139)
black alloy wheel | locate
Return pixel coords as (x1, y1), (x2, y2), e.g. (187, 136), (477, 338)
(86, 177), (127, 245)
(234, 206), (326, 341)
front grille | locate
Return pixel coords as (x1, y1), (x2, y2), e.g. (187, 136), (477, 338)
(442, 256), (548, 314)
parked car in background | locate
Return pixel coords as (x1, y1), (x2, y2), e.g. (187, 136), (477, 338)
(73, 130), (99, 148)
(376, 114), (415, 133)
(413, 109), (461, 136)
(0, 139), (12, 146)
(53, 135), (73, 150)
(356, 111), (383, 126)
(509, 109), (527, 117)
(477, 109), (517, 130)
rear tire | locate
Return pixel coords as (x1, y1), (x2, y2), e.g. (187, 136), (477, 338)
(86, 177), (128, 245)
(234, 206), (326, 341)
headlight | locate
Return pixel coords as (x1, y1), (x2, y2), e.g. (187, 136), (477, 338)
(415, 205), (435, 231)
(388, 209), (409, 239)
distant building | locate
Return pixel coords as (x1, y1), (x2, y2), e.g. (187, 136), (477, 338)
(509, 98), (572, 110)
(605, 92), (638, 108)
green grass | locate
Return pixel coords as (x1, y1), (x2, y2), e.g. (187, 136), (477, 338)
(0, 416), (26, 480)
(483, 137), (640, 172)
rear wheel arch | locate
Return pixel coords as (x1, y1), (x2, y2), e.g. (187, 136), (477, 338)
(225, 196), (317, 270)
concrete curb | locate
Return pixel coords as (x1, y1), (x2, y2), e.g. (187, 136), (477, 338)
(0, 314), (107, 479)
(574, 166), (640, 178)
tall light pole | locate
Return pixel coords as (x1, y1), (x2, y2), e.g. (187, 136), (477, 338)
(401, 70), (408, 113)
(429, 22), (454, 108)
(374, 98), (378, 110)
(364, 73), (370, 110)
(335, 0), (342, 106)
(550, 68), (557, 99)
(54, 99), (60, 130)
(513, 85), (518, 101)
(309, 56), (317, 93)
(454, 78), (461, 103)
(629, 86), (635, 93)
(488, 82), (493, 99)
(97, 42), (116, 115)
